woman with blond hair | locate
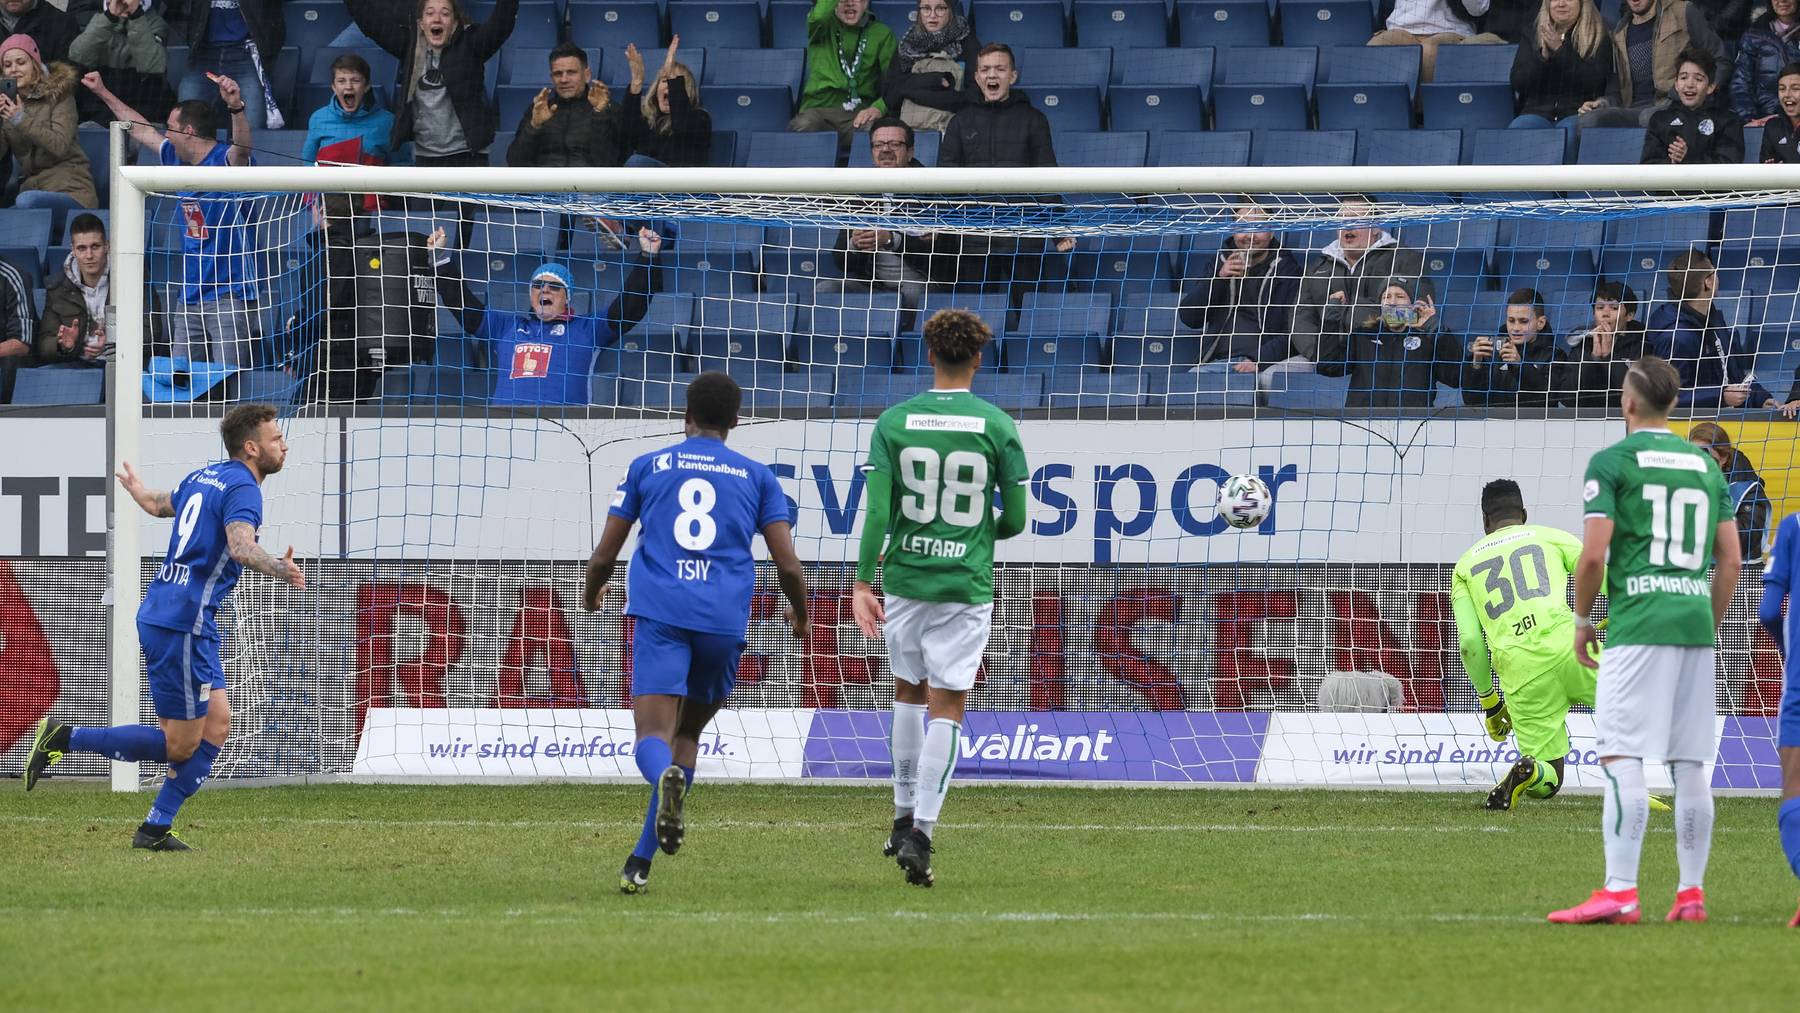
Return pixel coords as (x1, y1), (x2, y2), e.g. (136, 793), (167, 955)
(1688, 422), (1772, 560)
(622, 38), (712, 167)
(1510, 0), (1615, 138)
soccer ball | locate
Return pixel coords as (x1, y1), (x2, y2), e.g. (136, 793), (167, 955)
(1216, 474), (1272, 530)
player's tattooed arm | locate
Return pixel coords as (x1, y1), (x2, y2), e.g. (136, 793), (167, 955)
(114, 461), (176, 517)
(225, 521), (307, 589)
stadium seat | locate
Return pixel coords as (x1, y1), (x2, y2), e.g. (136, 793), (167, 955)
(616, 292), (696, 354)
(1153, 129), (1250, 166)
(1220, 45), (1318, 94)
(1212, 85), (1308, 131)
(1071, 1), (1171, 49)
(848, 128), (940, 166)
(740, 369), (835, 413)
(1470, 128), (1565, 166)
(705, 86), (796, 152)
(78, 129), (113, 207)
(501, 47), (573, 85)
(1045, 368), (1146, 407)
(377, 363), (495, 403)
(895, 333), (1003, 372)
(9, 366), (103, 405)
(1277, 0), (1375, 50)
(284, 2), (354, 55)
(267, 47), (302, 116)
(768, 0), (810, 46)
(1263, 370), (1349, 410)
(977, 372), (1047, 409)
(1111, 301), (1204, 368)
(603, 45), (707, 88)
(669, 2), (763, 50)
(693, 298), (793, 370)
(1319, 44), (1420, 97)
(494, 86), (543, 133)
(1743, 125), (1764, 163)
(1357, 127), (1460, 166)
(972, 0), (1069, 48)
(1420, 83), (1515, 131)
(705, 48), (805, 101)
(1433, 43), (1517, 83)
(1058, 129), (1149, 166)
(568, 3), (665, 48)
(794, 327), (898, 371)
(230, 369), (302, 407)
(1033, 86), (1104, 133)
(1499, 219), (1606, 251)
(709, 129), (737, 167)
(1108, 86), (1204, 134)
(901, 292), (1012, 347)
(1255, 129), (1355, 166)
(1151, 370), (1258, 407)
(1603, 211), (1713, 253)
(746, 130), (838, 167)
(1017, 47), (1112, 95)
(803, 290), (904, 342)
(0, 208), (53, 257)
(257, 130), (311, 164)
(761, 226), (838, 296)
(1575, 126), (1647, 165)
(1069, 236), (1179, 298)
(1404, 218), (1498, 293)
(871, 0), (919, 34)
(508, 2), (563, 47)
(1174, 0), (1271, 49)
(1314, 84), (1411, 132)
(1113, 47), (1213, 100)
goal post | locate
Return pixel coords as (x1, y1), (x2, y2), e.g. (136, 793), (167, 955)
(99, 156), (1797, 792)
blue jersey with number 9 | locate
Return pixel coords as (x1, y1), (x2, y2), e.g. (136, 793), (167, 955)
(137, 460), (263, 640)
(608, 436), (791, 637)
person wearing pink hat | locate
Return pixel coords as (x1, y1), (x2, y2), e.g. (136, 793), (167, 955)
(0, 32), (97, 217)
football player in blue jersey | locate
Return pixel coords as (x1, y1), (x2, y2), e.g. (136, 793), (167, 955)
(1762, 512), (1800, 926)
(584, 372), (810, 894)
(24, 404), (305, 851)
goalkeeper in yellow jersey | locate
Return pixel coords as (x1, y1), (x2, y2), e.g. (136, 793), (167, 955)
(1451, 479), (1600, 810)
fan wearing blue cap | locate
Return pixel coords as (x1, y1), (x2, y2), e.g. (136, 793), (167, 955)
(431, 225), (665, 405)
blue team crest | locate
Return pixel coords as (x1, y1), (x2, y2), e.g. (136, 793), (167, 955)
(654, 453), (673, 472)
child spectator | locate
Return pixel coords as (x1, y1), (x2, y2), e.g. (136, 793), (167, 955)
(790, 0), (897, 146)
(621, 40), (710, 167)
(1581, 0), (1725, 129)
(301, 53), (395, 164)
(1461, 286), (1558, 407)
(1641, 46), (1744, 162)
(345, 0), (515, 170)
(1757, 62), (1800, 160)
(1731, 0), (1800, 122)
(1552, 280), (1648, 407)
(0, 34), (97, 215)
(882, 0), (979, 133)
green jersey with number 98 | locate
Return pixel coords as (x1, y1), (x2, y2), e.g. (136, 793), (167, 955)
(863, 389), (1029, 604)
(1582, 428), (1734, 647)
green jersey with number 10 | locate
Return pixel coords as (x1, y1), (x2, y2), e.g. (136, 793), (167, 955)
(863, 389), (1029, 604)
(1582, 428), (1733, 647)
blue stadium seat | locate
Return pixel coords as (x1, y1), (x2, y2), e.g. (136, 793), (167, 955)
(602, 45), (707, 89)
(768, 0), (810, 46)
(803, 291), (904, 342)
(1045, 369), (1146, 407)
(1403, 219), (1498, 293)
(494, 86), (541, 132)
(9, 366), (103, 405)
(1598, 246), (1675, 297)
(1278, 0), (1374, 50)
(1069, 236), (1179, 298)
(616, 292), (696, 355)
(1033, 86), (1103, 132)
(258, 130), (310, 164)
(1499, 219), (1606, 250)
(972, 0), (1068, 48)
(1470, 127), (1565, 166)
(78, 130), (111, 207)
(834, 371), (917, 409)
(746, 130), (838, 166)
(378, 364), (495, 404)
(1603, 211), (1712, 252)
(502, 47), (578, 85)
(1111, 302), (1204, 368)
(1220, 45), (1317, 94)
(1017, 47), (1112, 94)
(1153, 129), (1250, 165)
(1743, 125), (1764, 163)
(746, 370), (836, 413)
(669, 2), (763, 50)
(1315, 84), (1411, 132)
(693, 299), (793, 370)
(1263, 371), (1350, 410)
(709, 129), (737, 167)
(1320, 44), (1420, 96)
(1109, 86), (1204, 134)
(569, 3), (665, 48)
(1019, 291), (1114, 333)
(1357, 127), (1460, 165)
(848, 128), (941, 166)
(872, 1), (920, 35)
(508, 2), (564, 48)
(1113, 47), (1213, 100)
(1212, 85), (1308, 130)
(1434, 43), (1518, 83)
(978, 373), (1047, 410)
(1255, 129), (1355, 166)
(1420, 83), (1514, 131)
(1494, 251), (1599, 299)
(285, 2), (354, 55)
(761, 226), (838, 296)
(230, 369), (302, 407)
(705, 86), (795, 152)
(1174, 0), (1270, 49)
(1057, 129), (1149, 166)
(902, 292), (1012, 344)
(1072, 0), (1171, 48)
(895, 333), (1003, 372)
(617, 372), (696, 411)
(795, 329), (898, 371)
(705, 48), (805, 101)
(0, 208), (53, 257)
(267, 47), (302, 115)
(1720, 205), (1800, 247)
(1152, 370), (1258, 407)
(1575, 126), (1647, 164)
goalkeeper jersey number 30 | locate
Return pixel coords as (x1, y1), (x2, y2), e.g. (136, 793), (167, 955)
(1583, 428), (1733, 647)
(863, 389), (1029, 604)
(1451, 523), (1584, 682)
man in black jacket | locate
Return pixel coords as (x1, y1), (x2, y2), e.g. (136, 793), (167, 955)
(507, 42), (626, 169)
(1178, 199), (1302, 385)
(1, 0), (78, 65)
(819, 117), (969, 317)
(938, 43), (1054, 168)
(164, 0), (284, 129)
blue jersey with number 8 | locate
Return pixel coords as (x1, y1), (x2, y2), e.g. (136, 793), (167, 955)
(137, 460), (263, 640)
(609, 436), (791, 637)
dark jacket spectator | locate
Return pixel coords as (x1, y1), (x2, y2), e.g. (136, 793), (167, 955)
(1730, 6), (1800, 120)
(1, 0), (78, 65)
(1690, 0), (1753, 42)
(1459, 290), (1558, 408)
(621, 47), (710, 166)
(1551, 282), (1649, 407)
(0, 252), (36, 401)
(1316, 276), (1466, 409)
(1759, 105), (1800, 160)
(1688, 421), (1771, 560)
(346, 0), (516, 159)
(506, 46), (625, 169)
(302, 200), (444, 402)
(938, 46), (1055, 167)
(882, 0), (980, 133)
(1479, 0), (1538, 42)
(1600, 0), (1725, 113)
(1292, 212), (1429, 364)
(830, 162), (972, 287)
(1641, 48), (1744, 163)
(1646, 300), (1773, 407)
(35, 213), (109, 365)
(0, 46), (98, 209)
(1511, 0), (1615, 122)
(69, 0), (175, 125)
(1178, 238), (1303, 366)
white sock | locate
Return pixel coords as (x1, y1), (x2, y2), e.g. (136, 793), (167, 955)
(1669, 759), (1714, 891)
(1601, 757), (1649, 892)
(913, 718), (961, 836)
(890, 701), (927, 818)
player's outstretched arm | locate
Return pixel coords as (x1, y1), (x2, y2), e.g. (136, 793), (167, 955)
(582, 514), (635, 612)
(852, 470), (893, 638)
(1762, 582), (1789, 657)
(114, 461), (175, 518)
(1450, 574), (1510, 741)
(995, 482), (1028, 540)
(1710, 519), (1743, 629)
(1573, 516), (1612, 669)
(761, 519), (810, 640)
(225, 521), (306, 589)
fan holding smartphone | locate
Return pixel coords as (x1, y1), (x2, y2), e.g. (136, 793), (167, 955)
(0, 34), (99, 214)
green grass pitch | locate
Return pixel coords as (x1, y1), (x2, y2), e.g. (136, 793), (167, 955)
(2, 782), (1795, 1010)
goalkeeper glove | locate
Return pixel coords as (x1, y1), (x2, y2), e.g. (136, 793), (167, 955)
(1479, 691), (1512, 742)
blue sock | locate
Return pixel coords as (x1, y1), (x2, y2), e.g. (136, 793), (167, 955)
(631, 737), (673, 862)
(69, 725), (167, 763)
(681, 764), (695, 789)
(145, 740), (219, 827)
(1780, 797), (1800, 880)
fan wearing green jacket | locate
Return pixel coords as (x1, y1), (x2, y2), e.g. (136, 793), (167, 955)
(788, 0), (898, 145)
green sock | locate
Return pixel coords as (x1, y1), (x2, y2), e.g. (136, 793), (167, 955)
(1525, 759), (1561, 799)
